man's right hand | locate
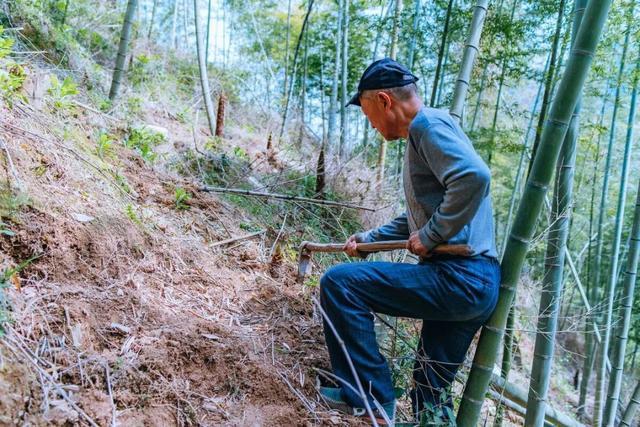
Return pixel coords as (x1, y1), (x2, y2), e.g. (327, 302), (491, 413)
(343, 234), (367, 258)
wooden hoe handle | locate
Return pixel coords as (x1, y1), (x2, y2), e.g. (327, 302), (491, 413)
(301, 240), (473, 257)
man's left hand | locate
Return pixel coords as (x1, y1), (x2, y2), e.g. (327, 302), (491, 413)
(407, 231), (431, 257)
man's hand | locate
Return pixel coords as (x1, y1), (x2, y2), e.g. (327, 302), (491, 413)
(407, 231), (431, 257)
(344, 234), (367, 258)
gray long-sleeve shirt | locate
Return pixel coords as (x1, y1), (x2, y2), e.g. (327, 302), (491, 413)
(359, 107), (498, 259)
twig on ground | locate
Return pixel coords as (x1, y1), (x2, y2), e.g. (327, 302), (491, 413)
(2, 335), (100, 427)
(200, 186), (376, 211)
(104, 362), (117, 427)
(209, 229), (266, 248)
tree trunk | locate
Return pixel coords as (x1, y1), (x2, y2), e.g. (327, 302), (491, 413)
(298, 30), (309, 147)
(339, 0), (350, 158)
(430, 0), (454, 107)
(620, 381), (640, 426)
(109, 0), (138, 101)
(526, 0), (566, 178)
(389, 0), (402, 61)
(449, 0), (489, 124)
(194, 0), (216, 135)
(487, 0), (520, 166)
(171, 0), (179, 49)
(602, 44), (640, 427)
(205, 0), (212, 62)
(578, 80), (611, 417)
(283, 0), (292, 102)
(593, 6), (635, 425)
(147, 0), (158, 40)
(327, 0), (342, 150)
(406, 0), (422, 70)
(377, 0), (402, 186)
(456, 1), (613, 424)
(279, 0), (316, 141)
(500, 53), (549, 257)
(523, 3), (585, 425)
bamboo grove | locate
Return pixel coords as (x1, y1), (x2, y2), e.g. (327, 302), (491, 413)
(8, 0), (640, 425)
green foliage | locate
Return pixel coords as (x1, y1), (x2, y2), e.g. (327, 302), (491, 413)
(174, 187), (191, 211)
(232, 146), (249, 161)
(417, 392), (456, 426)
(125, 127), (165, 163)
(0, 27), (27, 105)
(124, 203), (142, 225)
(129, 54), (159, 86)
(95, 131), (116, 159)
(46, 74), (78, 111)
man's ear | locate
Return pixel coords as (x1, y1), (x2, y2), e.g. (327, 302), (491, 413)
(376, 91), (393, 111)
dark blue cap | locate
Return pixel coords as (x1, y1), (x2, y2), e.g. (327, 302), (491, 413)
(347, 58), (419, 107)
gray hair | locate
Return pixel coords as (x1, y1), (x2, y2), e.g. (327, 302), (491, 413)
(360, 83), (418, 102)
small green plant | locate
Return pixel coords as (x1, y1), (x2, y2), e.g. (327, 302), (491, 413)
(127, 96), (142, 115)
(46, 74), (78, 111)
(232, 146), (249, 161)
(174, 187), (191, 210)
(125, 127), (165, 164)
(204, 136), (223, 152)
(417, 393), (456, 427)
(129, 54), (152, 85)
(113, 172), (131, 194)
(124, 203), (142, 225)
(95, 132), (116, 159)
(0, 27), (27, 105)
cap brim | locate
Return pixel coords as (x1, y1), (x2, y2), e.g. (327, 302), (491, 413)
(346, 92), (361, 107)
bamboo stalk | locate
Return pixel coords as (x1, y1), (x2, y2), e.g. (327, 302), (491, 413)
(456, 0), (613, 424)
(449, 0), (489, 123)
(524, 1), (584, 424)
(603, 46), (640, 426)
(109, 0), (138, 100)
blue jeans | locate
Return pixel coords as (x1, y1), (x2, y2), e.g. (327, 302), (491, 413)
(319, 255), (500, 416)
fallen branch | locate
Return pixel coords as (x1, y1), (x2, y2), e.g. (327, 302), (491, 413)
(199, 186), (375, 211)
(209, 229), (265, 248)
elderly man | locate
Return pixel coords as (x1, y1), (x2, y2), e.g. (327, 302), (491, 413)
(318, 58), (500, 425)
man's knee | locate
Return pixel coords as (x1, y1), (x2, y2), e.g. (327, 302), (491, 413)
(320, 263), (359, 297)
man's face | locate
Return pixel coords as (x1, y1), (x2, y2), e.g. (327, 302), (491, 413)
(359, 92), (400, 140)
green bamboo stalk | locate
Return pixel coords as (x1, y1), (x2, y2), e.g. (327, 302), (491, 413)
(279, 0), (316, 140)
(205, 0), (212, 61)
(603, 48), (640, 427)
(406, 0), (422, 70)
(376, 0), (402, 185)
(430, 0), (454, 107)
(526, 0), (565, 178)
(282, 0), (292, 101)
(456, 0), (613, 424)
(449, 0), (489, 124)
(620, 380), (640, 426)
(109, 0), (138, 100)
(487, 0), (520, 166)
(500, 53), (550, 257)
(578, 79), (611, 417)
(524, 3), (585, 425)
(593, 5), (635, 425)
(193, 0), (216, 135)
(327, 0), (342, 149)
(147, 0), (158, 40)
(338, 0), (350, 158)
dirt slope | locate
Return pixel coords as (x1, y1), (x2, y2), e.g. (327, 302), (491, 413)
(0, 66), (352, 426)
